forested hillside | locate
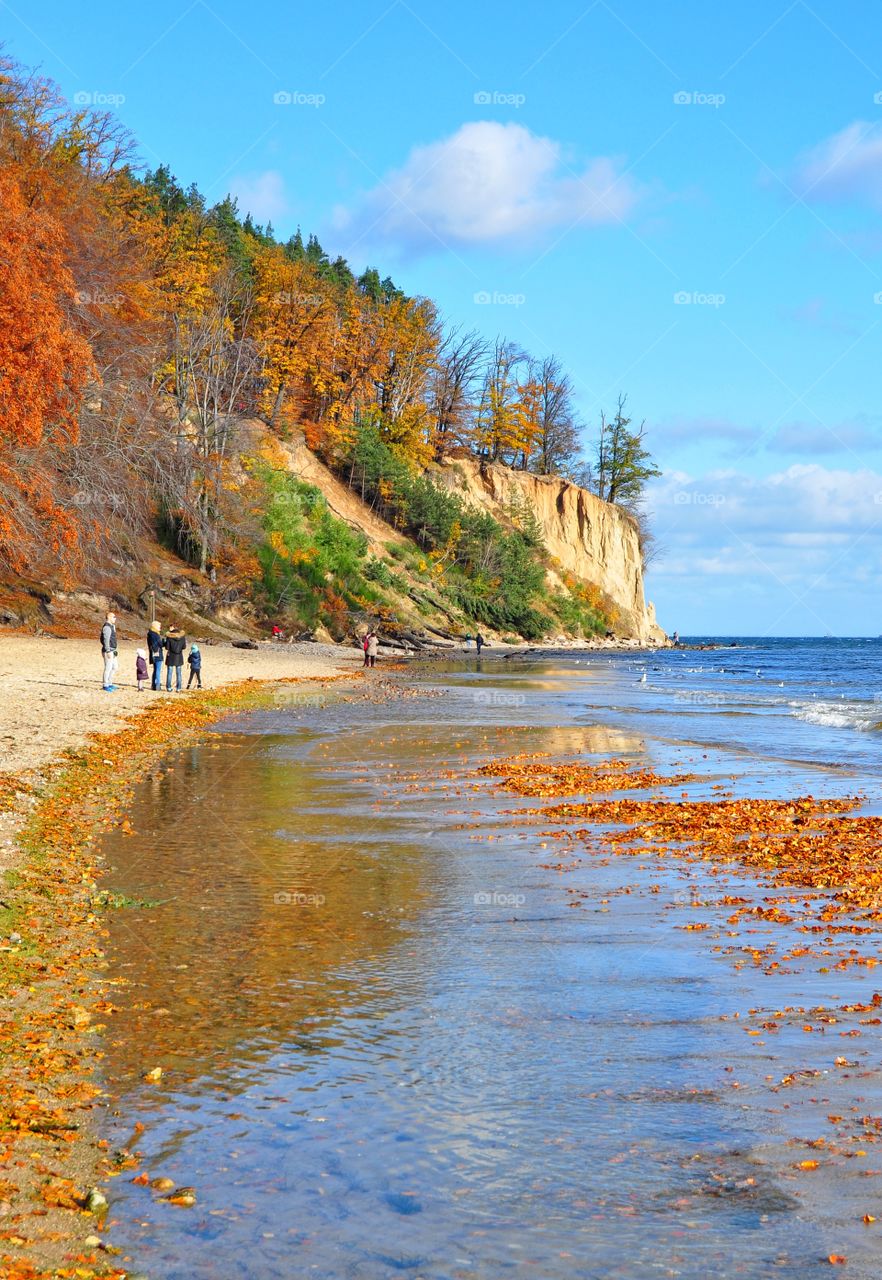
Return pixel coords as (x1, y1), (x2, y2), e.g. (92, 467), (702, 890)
(0, 54), (660, 643)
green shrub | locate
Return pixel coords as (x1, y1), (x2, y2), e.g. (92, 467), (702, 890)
(256, 466), (371, 636)
(341, 425), (553, 638)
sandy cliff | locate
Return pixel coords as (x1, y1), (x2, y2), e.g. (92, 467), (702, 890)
(433, 458), (666, 644)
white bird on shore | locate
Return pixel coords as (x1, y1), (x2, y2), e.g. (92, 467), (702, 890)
(638, 672), (647, 684)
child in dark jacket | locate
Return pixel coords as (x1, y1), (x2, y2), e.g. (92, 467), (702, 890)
(136, 649), (148, 692)
(187, 643), (202, 689)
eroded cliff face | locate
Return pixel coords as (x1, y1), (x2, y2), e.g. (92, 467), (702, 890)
(433, 459), (666, 644)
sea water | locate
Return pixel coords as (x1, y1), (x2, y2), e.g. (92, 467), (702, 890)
(97, 640), (882, 1279)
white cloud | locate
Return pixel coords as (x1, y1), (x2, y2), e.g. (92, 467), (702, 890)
(229, 170), (290, 223)
(333, 121), (646, 255)
(790, 121), (882, 208)
(645, 464), (882, 631)
(650, 463), (882, 538)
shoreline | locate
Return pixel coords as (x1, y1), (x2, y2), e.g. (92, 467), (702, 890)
(0, 661), (367, 1278)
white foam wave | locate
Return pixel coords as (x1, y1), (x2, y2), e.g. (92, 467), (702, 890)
(789, 699), (881, 732)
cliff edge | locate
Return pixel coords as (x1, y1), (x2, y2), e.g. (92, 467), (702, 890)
(432, 458), (665, 644)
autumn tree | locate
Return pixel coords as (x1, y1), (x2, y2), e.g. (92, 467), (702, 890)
(429, 326), (488, 461)
(474, 339), (531, 464)
(252, 243), (332, 429)
(0, 168), (92, 569)
(526, 356), (582, 478)
(167, 267), (260, 573)
(371, 296), (439, 464)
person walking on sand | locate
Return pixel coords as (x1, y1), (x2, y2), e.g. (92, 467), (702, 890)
(164, 625), (186, 692)
(475, 632), (485, 657)
(147, 621), (164, 691)
(366, 629), (379, 668)
(187, 643), (202, 689)
(100, 612), (118, 691)
(135, 649), (148, 692)
(362, 630), (370, 667)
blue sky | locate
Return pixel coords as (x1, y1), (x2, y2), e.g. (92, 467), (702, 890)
(8, 0), (882, 635)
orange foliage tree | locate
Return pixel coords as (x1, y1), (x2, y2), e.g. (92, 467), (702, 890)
(0, 169), (93, 568)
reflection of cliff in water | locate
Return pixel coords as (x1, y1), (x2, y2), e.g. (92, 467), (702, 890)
(99, 733), (426, 1100)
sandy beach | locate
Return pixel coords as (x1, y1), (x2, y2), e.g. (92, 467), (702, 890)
(0, 634), (363, 778)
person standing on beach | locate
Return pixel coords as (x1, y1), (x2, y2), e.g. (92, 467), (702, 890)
(164, 626), (186, 691)
(135, 649), (148, 691)
(187, 643), (202, 689)
(362, 631), (370, 667)
(475, 632), (485, 657)
(147, 621), (164, 690)
(367, 630), (379, 668)
(100, 612), (118, 691)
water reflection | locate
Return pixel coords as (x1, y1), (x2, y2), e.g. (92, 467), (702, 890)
(99, 694), (853, 1280)
(102, 734), (425, 1095)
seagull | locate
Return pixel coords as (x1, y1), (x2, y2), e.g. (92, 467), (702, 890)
(638, 672), (647, 684)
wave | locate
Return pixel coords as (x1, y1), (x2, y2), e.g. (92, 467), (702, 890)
(789, 699), (882, 732)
